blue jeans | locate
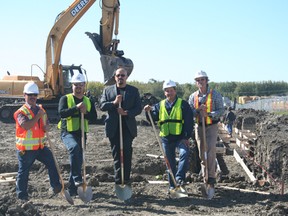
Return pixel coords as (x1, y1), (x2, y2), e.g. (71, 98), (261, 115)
(227, 123), (233, 135)
(61, 132), (83, 194)
(16, 147), (61, 199)
(162, 139), (189, 188)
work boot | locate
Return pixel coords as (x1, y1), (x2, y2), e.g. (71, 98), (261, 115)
(48, 186), (61, 199)
(167, 187), (175, 196)
(176, 179), (186, 187)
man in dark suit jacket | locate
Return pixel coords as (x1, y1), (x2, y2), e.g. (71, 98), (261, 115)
(100, 68), (142, 186)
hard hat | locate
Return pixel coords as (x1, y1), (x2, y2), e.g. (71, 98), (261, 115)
(71, 73), (86, 83)
(23, 82), (39, 94)
(194, 70), (208, 80)
(163, 80), (176, 90)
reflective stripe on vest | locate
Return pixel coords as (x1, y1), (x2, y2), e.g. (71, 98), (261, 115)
(158, 98), (183, 137)
(66, 94), (91, 132)
(194, 89), (213, 125)
(14, 104), (46, 151)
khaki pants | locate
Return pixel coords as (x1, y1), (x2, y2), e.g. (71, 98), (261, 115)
(195, 123), (218, 184)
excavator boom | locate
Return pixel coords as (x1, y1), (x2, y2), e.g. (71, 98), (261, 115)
(46, 0), (133, 92)
(0, 0), (133, 123)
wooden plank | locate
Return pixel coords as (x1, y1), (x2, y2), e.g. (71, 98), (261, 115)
(233, 149), (256, 182)
(0, 176), (16, 184)
(0, 172), (18, 177)
(95, 159), (113, 162)
(218, 185), (270, 195)
(148, 180), (169, 184)
(146, 154), (179, 162)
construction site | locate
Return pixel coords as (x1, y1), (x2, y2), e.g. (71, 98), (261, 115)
(0, 108), (287, 215)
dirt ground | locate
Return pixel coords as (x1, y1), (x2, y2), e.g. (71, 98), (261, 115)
(0, 109), (287, 216)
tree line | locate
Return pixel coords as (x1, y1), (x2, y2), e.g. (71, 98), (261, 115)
(87, 79), (288, 103)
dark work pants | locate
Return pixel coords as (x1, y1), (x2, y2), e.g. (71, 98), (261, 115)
(109, 124), (134, 184)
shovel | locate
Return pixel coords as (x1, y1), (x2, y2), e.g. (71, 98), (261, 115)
(44, 121), (74, 205)
(77, 112), (93, 203)
(147, 111), (188, 198)
(115, 103), (133, 201)
(200, 116), (215, 199)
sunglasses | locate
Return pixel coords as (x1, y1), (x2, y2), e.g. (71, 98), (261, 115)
(195, 78), (206, 82)
(26, 94), (38, 97)
(115, 74), (126, 78)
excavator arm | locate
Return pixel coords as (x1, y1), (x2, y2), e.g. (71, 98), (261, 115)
(45, 0), (133, 96)
(86, 0), (133, 85)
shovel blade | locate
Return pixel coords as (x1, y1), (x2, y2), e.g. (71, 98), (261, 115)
(77, 185), (93, 203)
(201, 183), (215, 199)
(115, 184), (132, 201)
(62, 190), (74, 205)
(169, 186), (188, 198)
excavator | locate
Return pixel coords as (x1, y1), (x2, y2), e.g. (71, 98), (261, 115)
(0, 0), (133, 123)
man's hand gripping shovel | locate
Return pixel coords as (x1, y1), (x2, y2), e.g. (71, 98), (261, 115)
(147, 111), (188, 198)
(43, 112), (74, 205)
(77, 113), (93, 203)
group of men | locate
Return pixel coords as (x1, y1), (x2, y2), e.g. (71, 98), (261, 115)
(14, 68), (224, 202)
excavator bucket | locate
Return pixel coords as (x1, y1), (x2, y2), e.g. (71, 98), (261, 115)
(100, 55), (133, 85)
(86, 31), (133, 85)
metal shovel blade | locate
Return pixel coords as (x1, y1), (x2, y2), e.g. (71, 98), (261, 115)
(115, 184), (132, 201)
(77, 185), (93, 203)
(201, 183), (215, 199)
(169, 186), (188, 199)
(62, 190), (74, 205)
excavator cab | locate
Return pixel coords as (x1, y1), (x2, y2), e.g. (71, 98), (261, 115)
(61, 65), (86, 95)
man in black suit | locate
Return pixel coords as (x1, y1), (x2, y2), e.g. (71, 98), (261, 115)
(100, 68), (142, 186)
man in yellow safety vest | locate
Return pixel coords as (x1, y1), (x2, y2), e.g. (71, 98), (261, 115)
(58, 72), (97, 197)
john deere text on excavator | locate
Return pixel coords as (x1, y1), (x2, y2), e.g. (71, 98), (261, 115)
(0, 0), (133, 123)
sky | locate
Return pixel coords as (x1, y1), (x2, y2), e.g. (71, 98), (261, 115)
(0, 0), (287, 84)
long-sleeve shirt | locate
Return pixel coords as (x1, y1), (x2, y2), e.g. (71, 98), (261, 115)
(58, 94), (97, 136)
(188, 86), (224, 122)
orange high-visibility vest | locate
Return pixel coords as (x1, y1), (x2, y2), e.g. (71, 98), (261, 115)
(13, 104), (46, 151)
(194, 89), (213, 125)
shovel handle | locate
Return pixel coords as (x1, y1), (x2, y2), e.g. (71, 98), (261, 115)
(42, 113), (63, 187)
(81, 112), (87, 187)
(147, 111), (178, 187)
(118, 103), (125, 186)
(201, 116), (209, 183)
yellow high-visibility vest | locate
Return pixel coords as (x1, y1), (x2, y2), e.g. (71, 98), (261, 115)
(58, 94), (91, 132)
(158, 98), (183, 137)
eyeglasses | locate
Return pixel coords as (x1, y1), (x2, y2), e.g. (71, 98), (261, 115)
(115, 74), (126, 78)
(73, 83), (84, 87)
(26, 94), (38, 97)
(195, 78), (206, 82)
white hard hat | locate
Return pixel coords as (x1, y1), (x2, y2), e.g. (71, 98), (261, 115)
(194, 70), (208, 80)
(23, 82), (39, 94)
(71, 73), (86, 83)
(163, 80), (176, 90)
